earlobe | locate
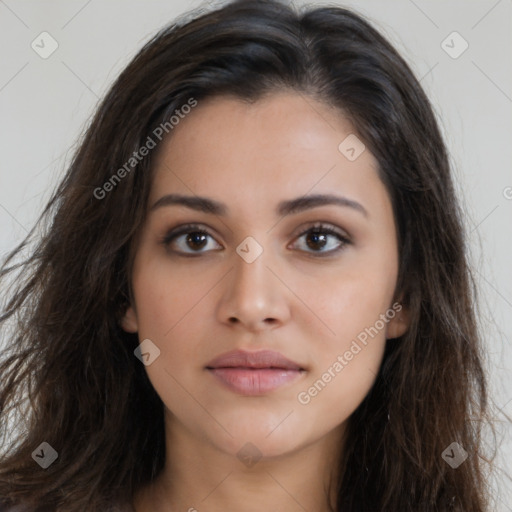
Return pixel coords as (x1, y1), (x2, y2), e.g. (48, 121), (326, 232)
(120, 305), (139, 333)
(385, 304), (410, 339)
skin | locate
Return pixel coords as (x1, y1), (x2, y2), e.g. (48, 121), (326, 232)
(121, 91), (409, 512)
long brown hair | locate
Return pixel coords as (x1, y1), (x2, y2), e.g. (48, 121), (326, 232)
(0, 1), (495, 510)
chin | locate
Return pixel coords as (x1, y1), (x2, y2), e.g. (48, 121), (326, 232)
(208, 415), (307, 461)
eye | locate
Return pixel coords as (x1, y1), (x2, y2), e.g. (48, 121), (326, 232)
(161, 223), (222, 255)
(161, 222), (351, 257)
(290, 223), (351, 256)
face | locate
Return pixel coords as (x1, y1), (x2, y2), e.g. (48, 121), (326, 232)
(122, 92), (408, 460)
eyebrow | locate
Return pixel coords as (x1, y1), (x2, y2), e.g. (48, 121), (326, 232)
(150, 193), (368, 218)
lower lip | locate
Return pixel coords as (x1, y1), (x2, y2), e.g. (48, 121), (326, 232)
(207, 368), (304, 395)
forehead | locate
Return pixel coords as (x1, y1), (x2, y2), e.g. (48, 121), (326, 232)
(149, 92), (387, 218)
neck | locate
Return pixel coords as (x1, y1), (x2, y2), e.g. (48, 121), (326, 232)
(133, 413), (345, 512)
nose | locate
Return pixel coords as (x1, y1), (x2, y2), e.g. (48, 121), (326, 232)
(215, 246), (291, 332)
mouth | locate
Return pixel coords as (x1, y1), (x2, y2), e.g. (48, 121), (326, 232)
(205, 349), (306, 396)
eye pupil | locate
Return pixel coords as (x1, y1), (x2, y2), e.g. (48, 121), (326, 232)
(306, 231), (327, 250)
(187, 232), (207, 249)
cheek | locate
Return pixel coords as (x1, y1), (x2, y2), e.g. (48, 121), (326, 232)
(296, 341), (384, 433)
(132, 274), (207, 410)
(305, 281), (388, 397)
(132, 253), (207, 335)
(315, 264), (397, 348)
(129, 258), (212, 390)
(296, 271), (392, 419)
(301, 253), (396, 403)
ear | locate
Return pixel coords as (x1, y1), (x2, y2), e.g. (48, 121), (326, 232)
(120, 304), (139, 333)
(385, 303), (410, 340)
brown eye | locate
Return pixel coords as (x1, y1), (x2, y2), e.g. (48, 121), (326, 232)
(292, 224), (350, 256)
(162, 224), (222, 255)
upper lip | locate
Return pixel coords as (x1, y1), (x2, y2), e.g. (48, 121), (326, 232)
(206, 349), (304, 371)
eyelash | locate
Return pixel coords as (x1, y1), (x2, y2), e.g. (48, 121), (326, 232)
(160, 222), (351, 257)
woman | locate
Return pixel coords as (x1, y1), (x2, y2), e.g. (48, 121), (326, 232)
(0, 0), (494, 510)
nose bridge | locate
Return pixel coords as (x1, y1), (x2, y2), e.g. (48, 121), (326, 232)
(234, 242), (267, 289)
(217, 235), (289, 329)
(231, 238), (273, 306)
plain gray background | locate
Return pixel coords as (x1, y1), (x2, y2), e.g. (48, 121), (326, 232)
(0, 0), (511, 509)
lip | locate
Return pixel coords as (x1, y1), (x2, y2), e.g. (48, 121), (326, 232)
(206, 349), (304, 370)
(205, 349), (306, 396)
